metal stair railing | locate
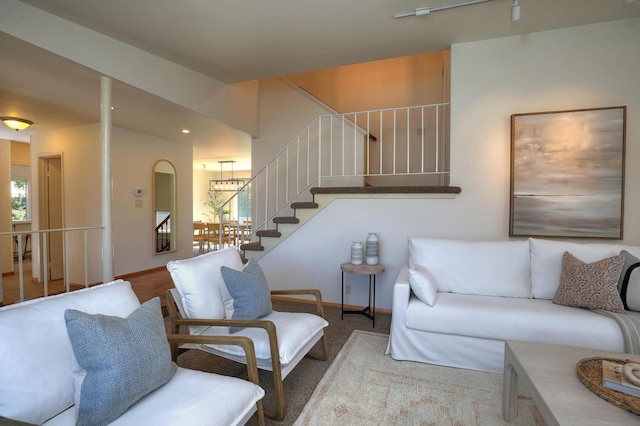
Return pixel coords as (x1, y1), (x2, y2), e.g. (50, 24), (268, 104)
(0, 226), (103, 303)
(217, 103), (450, 247)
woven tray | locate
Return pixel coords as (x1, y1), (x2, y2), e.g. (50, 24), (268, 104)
(576, 357), (640, 416)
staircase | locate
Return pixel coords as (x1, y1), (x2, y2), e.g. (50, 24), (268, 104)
(239, 185), (460, 261)
(219, 103), (453, 260)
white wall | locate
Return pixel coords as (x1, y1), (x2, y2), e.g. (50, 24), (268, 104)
(111, 127), (193, 275)
(259, 18), (640, 310)
(30, 124), (103, 283)
(451, 18), (640, 243)
(252, 78), (334, 173)
(30, 124), (193, 283)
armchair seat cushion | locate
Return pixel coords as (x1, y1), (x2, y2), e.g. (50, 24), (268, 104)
(42, 367), (265, 426)
(199, 311), (328, 366)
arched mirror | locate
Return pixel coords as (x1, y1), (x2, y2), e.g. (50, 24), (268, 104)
(153, 160), (177, 254)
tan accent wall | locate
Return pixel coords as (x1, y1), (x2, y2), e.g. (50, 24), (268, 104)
(10, 141), (30, 166)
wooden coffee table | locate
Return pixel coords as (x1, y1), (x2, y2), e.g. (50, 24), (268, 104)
(503, 341), (640, 425)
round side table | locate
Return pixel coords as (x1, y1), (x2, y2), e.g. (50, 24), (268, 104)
(340, 262), (385, 327)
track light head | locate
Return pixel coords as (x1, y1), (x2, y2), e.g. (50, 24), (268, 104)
(511, 0), (521, 21)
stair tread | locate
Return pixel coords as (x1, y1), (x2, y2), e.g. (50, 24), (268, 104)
(290, 202), (319, 209)
(256, 229), (281, 237)
(240, 242), (264, 251)
(310, 185), (461, 194)
(273, 216), (299, 224)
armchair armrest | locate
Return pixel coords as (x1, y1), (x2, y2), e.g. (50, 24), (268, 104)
(392, 265), (412, 313)
(166, 333), (265, 426)
(163, 290), (280, 372)
(270, 289), (325, 319)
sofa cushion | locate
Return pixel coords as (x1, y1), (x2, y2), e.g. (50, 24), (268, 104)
(408, 237), (532, 298)
(530, 238), (640, 299)
(221, 258), (273, 332)
(405, 292), (624, 352)
(65, 297), (177, 425)
(0, 280), (140, 425)
(166, 248), (244, 330)
(409, 264), (438, 306)
(552, 252), (625, 312)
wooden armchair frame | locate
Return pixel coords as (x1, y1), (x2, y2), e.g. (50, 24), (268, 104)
(166, 331), (265, 426)
(164, 290), (328, 421)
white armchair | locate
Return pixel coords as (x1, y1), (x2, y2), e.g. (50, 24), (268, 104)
(0, 280), (265, 426)
(166, 248), (329, 420)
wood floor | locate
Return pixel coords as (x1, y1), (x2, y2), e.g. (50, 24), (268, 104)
(1, 261), (174, 306)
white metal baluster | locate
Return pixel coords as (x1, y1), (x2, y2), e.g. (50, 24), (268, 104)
(84, 230), (89, 287)
(264, 165), (269, 232)
(406, 108), (411, 174)
(285, 145), (290, 205)
(379, 110), (383, 175)
(435, 104), (440, 174)
(365, 111), (371, 175)
(64, 231), (70, 293)
(17, 235), (24, 302)
(353, 112), (357, 176)
(43, 232), (48, 297)
(318, 117), (323, 187)
(421, 106), (425, 174)
(393, 109), (397, 175)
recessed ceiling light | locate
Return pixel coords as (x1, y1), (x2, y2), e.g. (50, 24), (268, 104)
(182, 129), (190, 134)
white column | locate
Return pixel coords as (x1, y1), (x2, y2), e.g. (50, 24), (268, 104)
(101, 76), (114, 282)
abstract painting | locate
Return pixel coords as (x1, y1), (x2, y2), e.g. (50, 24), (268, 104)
(510, 106), (626, 239)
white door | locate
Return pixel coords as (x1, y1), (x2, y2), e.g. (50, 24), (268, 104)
(40, 156), (64, 281)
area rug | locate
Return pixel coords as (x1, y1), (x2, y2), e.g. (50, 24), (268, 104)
(293, 330), (545, 425)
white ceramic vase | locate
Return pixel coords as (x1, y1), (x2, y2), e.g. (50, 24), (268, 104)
(365, 233), (379, 265)
(351, 241), (363, 265)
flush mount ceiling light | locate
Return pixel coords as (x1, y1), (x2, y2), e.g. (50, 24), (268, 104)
(1, 116), (33, 131)
(394, 0), (496, 19)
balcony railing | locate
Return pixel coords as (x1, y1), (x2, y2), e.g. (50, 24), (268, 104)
(0, 226), (103, 303)
(217, 103), (450, 244)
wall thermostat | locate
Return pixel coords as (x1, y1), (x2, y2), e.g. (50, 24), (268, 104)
(134, 188), (143, 197)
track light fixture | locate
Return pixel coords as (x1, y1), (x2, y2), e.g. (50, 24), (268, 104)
(511, 0), (521, 21)
(1, 117), (33, 131)
(394, 0), (495, 19)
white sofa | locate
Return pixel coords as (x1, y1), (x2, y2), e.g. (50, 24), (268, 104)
(386, 237), (640, 373)
(0, 280), (265, 425)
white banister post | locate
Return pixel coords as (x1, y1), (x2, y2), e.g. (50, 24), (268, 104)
(101, 76), (114, 283)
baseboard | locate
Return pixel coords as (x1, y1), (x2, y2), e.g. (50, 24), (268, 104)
(271, 294), (391, 315)
(115, 265), (167, 279)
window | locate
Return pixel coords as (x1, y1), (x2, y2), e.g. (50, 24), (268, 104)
(11, 179), (29, 221)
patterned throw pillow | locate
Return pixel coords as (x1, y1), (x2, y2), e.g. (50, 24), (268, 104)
(221, 258), (272, 333)
(64, 297), (177, 426)
(553, 252), (625, 313)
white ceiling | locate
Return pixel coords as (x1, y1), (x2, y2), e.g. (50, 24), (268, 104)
(2, 0), (639, 170)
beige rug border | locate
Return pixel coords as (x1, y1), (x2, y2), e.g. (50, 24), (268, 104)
(293, 330), (389, 424)
(293, 330), (543, 425)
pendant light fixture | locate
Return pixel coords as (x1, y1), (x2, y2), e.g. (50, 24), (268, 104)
(209, 160), (245, 191)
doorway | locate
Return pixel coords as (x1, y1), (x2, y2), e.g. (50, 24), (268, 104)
(39, 155), (64, 281)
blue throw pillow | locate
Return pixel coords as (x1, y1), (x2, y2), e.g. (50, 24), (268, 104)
(64, 297), (177, 426)
(221, 258), (272, 332)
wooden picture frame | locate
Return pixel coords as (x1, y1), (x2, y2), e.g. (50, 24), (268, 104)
(509, 106), (626, 239)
